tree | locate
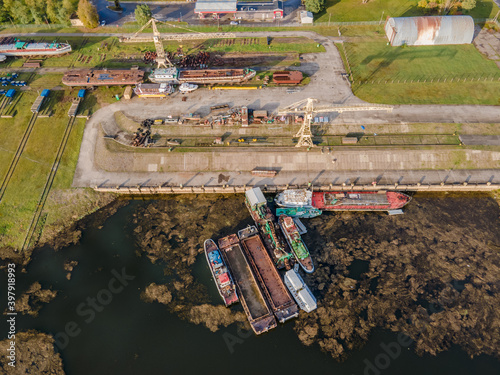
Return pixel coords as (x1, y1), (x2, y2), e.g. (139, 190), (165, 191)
(135, 4), (151, 26)
(461, 0), (476, 10)
(77, 0), (98, 28)
(304, 0), (325, 14)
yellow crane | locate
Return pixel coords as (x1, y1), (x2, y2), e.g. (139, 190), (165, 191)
(278, 98), (393, 148)
(123, 18), (236, 69)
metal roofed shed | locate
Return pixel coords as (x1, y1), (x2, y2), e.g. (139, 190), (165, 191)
(300, 11), (313, 24)
(385, 16), (474, 46)
(245, 187), (266, 207)
(195, 0), (237, 14)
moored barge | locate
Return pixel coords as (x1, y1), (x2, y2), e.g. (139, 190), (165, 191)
(279, 215), (314, 274)
(0, 39), (71, 57)
(238, 226), (299, 323)
(204, 239), (238, 307)
(178, 68), (256, 84)
(245, 187), (292, 269)
(218, 234), (276, 335)
(275, 189), (411, 212)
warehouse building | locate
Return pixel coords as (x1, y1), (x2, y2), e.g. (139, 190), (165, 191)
(195, 0), (237, 17)
(384, 16), (474, 46)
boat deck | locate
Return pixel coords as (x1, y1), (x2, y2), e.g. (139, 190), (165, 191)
(240, 234), (298, 322)
(219, 235), (276, 334)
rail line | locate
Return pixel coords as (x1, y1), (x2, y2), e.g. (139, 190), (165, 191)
(0, 111), (38, 203)
(21, 115), (77, 251)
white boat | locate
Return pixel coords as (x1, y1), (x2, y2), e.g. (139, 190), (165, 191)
(283, 269), (317, 313)
(179, 82), (198, 93)
(0, 40), (71, 57)
(275, 189), (313, 208)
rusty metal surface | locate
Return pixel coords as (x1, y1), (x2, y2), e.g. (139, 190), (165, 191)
(385, 16), (474, 46)
(62, 69), (145, 87)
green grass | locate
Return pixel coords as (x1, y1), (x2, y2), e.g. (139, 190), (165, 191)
(0, 85), (106, 249)
(316, 0), (500, 22)
(343, 41), (500, 104)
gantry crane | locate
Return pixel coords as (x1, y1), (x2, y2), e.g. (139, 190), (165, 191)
(278, 98), (394, 148)
(123, 18), (236, 69)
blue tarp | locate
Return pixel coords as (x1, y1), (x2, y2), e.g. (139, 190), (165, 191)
(208, 251), (222, 266)
(78, 89), (86, 98)
(41, 89), (50, 97)
(6, 89), (15, 98)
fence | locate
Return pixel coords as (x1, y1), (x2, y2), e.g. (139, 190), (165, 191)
(354, 73), (500, 86)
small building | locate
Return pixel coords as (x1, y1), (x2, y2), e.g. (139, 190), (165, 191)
(195, 0), (237, 17)
(385, 16), (474, 46)
(123, 86), (132, 100)
(235, 1), (283, 21)
(300, 11), (313, 24)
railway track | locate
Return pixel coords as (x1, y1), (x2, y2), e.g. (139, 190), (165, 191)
(21, 115), (77, 252)
(0, 111), (38, 203)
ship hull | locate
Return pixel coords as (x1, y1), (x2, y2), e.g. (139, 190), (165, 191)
(312, 191), (411, 211)
(276, 207), (322, 218)
(204, 239), (238, 307)
(0, 45), (72, 56)
(278, 216), (314, 274)
(178, 69), (256, 84)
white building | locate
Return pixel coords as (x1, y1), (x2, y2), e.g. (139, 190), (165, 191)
(300, 11), (313, 24)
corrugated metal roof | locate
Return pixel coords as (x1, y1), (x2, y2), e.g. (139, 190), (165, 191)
(385, 16), (474, 46)
(195, 0), (237, 13)
(245, 187), (266, 207)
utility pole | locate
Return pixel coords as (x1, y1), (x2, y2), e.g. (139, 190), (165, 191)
(379, 10), (385, 25)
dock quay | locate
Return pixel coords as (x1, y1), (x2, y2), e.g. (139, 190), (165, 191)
(93, 182), (500, 195)
(218, 234), (277, 335)
(238, 226), (299, 323)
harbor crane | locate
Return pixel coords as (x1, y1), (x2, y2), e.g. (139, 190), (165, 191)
(277, 98), (393, 148)
(123, 18), (236, 69)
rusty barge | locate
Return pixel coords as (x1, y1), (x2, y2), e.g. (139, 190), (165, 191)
(245, 187), (292, 269)
(62, 69), (145, 87)
(178, 68), (256, 84)
(218, 234), (276, 335)
(238, 226), (299, 323)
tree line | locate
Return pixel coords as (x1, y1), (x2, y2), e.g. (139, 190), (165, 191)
(0, 0), (79, 24)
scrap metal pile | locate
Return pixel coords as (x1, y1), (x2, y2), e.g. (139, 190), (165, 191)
(132, 119), (153, 147)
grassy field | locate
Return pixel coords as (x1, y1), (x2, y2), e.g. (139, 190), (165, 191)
(0, 75), (127, 250)
(341, 39), (500, 104)
(0, 36), (323, 70)
(316, 0), (500, 22)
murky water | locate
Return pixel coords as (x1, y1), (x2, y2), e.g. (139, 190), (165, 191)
(1, 195), (499, 374)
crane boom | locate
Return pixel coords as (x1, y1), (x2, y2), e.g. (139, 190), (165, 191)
(277, 98), (393, 147)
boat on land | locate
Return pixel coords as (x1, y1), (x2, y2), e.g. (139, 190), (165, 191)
(275, 189), (411, 212)
(218, 233), (276, 335)
(204, 239), (238, 307)
(149, 67), (256, 84)
(276, 207), (322, 219)
(179, 82), (198, 93)
(238, 226), (299, 323)
(0, 39), (71, 57)
(62, 69), (145, 87)
(133, 83), (174, 98)
(278, 215), (314, 274)
(245, 187), (292, 269)
(284, 269), (317, 313)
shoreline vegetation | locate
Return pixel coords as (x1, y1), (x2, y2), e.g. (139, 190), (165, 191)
(0, 192), (500, 373)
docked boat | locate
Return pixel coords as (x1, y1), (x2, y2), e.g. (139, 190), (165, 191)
(276, 207), (322, 219)
(149, 67), (179, 84)
(278, 215), (314, 274)
(178, 68), (256, 84)
(179, 82), (198, 93)
(245, 187), (292, 269)
(204, 239), (238, 307)
(275, 189), (411, 212)
(134, 83), (174, 98)
(62, 69), (145, 87)
(283, 269), (317, 313)
(0, 39), (71, 57)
